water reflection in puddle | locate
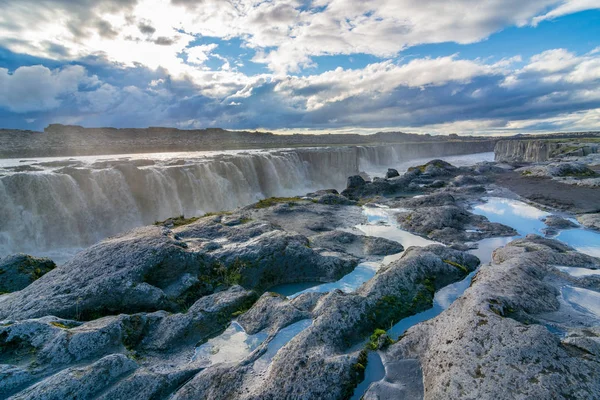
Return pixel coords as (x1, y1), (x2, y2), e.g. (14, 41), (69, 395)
(556, 229), (600, 258)
(253, 319), (312, 373)
(350, 351), (386, 400)
(555, 266), (600, 277)
(472, 197), (600, 258)
(561, 286), (600, 319)
(192, 321), (268, 367)
(472, 197), (549, 236)
(270, 262), (381, 299)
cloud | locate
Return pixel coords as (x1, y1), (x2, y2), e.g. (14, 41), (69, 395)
(0, 65), (97, 112)
(185, 44), (219, 65)
(532, 0), (600, 25)
(0, 0), (594, 75)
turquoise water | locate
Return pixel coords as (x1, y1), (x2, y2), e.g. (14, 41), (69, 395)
(472, 197), (600, 258)
(350, 351), (386, 400)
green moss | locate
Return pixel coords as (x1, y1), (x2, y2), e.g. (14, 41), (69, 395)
(366, 328), (393, 350)
(521, 170), (532, 176)
(202, 211), (233, 218)
(15, 256), (55, 282)
(154, 215), (200, 227)
(344, 349), (369, 399)
(443, 259), (469, 274)
(50, 321), (71, 329)
(253, 196), (303, 209)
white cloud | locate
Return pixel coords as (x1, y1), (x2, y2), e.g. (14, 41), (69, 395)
(532, 0), (600, 25)
(185, 44), (219, 65)
(0, 65), (96, 112)
(274, 55), (501, 110)
(0, 0), (593, 75)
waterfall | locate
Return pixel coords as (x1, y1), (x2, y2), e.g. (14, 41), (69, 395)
(0, 143), (491, 260)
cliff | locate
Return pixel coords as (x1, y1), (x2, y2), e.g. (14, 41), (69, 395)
(495, 137), (600, 162)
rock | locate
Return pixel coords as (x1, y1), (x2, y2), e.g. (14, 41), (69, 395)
(309, 231), (404, 258)
(10, 354), (137, 400)
(451, 174), (486, 187)
(369, 236), (600, 399)
(396, 205), (517, 245)
(346, 175), (366, 188)
(0, 254), (56, 293)
(542, 215), (578, 235)
(237, 292), (315, 335)
(518, 162), (597, 178)
(385, 169), (399, 179)
(577, 213), (600, 230)
(0, 218), (357, 320)
(0, 286), (255, 398)
(408, 159), (457, 177)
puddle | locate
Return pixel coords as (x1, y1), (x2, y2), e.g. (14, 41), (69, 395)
(387, 270), (477, 340)
(472, 197), (549, 236)
(472, 197), (600, 258)
(561, 286), (600, 319)
(556, 229), (600, 258)
(468, 236), (516, 265)
(350, 351), (385, 400)
(253, 319), (312, 374)
(192, 322), (268, 367)
(271, 262), (381, 299)
(555, 266), (600, 277)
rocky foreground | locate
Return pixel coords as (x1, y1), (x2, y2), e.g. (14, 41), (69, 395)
(1, 149), (599, 399)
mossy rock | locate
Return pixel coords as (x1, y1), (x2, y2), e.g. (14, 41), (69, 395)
(0, 254), (56, 293)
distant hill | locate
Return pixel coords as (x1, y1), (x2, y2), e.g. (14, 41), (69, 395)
(0, 124), (597, 158)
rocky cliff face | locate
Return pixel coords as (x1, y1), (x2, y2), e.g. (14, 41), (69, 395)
(494, 140), (562, 162)
(495, 138), (600, 162)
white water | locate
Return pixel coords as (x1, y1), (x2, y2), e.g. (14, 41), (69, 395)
(0, 147), (493, 261)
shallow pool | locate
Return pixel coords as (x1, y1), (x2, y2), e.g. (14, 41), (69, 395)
(472, 197), (600, 258)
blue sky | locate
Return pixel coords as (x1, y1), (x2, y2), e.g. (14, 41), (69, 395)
(0, 0), (599, 135)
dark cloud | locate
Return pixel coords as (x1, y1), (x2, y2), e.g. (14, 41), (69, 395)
(138, 22), (156, 35)
(153, 36), (177, 46)
(95, 19), (119, 39)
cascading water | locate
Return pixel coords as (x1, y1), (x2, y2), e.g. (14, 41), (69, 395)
(0, 145), (493, 260)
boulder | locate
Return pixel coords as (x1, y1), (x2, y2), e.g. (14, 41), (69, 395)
(0, 254), (56, 293)
(577, 213), (600, 231)
(385, 169), (400, 179)
(309, 231), (404, 258)
(346, 175), (366, 188)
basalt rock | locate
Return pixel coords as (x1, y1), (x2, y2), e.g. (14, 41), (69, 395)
(577, 213), (600, 231)
(173, 246), (478, 400)
(368, 236), (600, 399)
(309, 230), (404, 258)
(0, 254), (56, 293)
(0, 216), (357, 321)
(385, 169), (400, 179)
(396, 205), (517, 245)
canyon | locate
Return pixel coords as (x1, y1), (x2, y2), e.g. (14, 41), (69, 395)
(0, 133), (599, 400)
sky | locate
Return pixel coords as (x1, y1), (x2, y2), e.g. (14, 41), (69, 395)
(0, 0), (599, 135)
